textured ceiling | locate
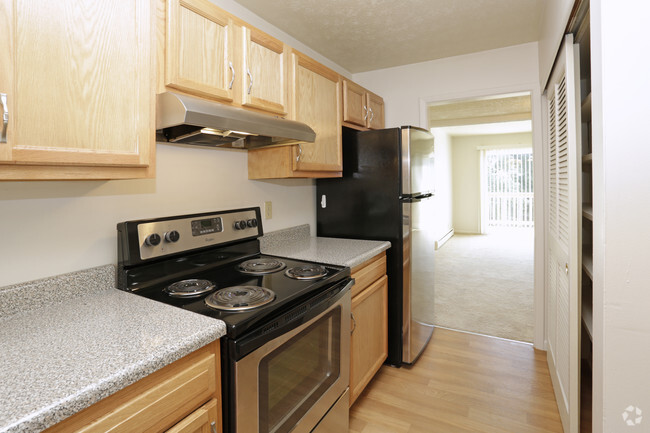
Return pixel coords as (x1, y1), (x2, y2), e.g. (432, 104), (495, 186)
(233, 0), (547, 73)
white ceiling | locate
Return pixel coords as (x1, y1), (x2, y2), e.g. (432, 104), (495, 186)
(233, 0), (547, 73)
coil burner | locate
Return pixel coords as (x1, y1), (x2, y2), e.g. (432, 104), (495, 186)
(284, 264), (328, 280)
(205, 286), (276, 311)
(164, 279), (216, 298)
(238, 258), (286, 275)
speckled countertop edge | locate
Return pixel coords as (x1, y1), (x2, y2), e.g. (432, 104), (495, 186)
(260, 224), (391, 268)
(0, 265), (116, 318)
(0, 267), (226, 433)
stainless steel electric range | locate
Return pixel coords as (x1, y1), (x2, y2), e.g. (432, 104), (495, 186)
(117, 207), (352, 433)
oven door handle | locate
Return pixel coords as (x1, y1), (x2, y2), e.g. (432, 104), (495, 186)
(232, 278), (354, 361)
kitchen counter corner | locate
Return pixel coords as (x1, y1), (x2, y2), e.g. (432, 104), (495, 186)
(260, 225), (391, 268)
(0, 267), (225, 433)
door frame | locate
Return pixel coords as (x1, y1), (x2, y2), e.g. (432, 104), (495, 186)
(419, 84), (545, 349)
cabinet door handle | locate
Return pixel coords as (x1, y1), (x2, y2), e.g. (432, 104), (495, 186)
(1, 93), (7, 144)
(369, 107), (374, 123)
(247, 68), (253, 94)
(351, 312), (357, 334)
(228, 62), (235, 90)
(211, 421), (217, 433)
(296, 144), (302, 162)
(565, 263), (569, 275)
(363, 105), (368, 121)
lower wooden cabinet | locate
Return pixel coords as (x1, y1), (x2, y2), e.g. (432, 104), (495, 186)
(45, 341), (221, 433)
(349, 253), (388, 406)
(166, 399), (220, 433)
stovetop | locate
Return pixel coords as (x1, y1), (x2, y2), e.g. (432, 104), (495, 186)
(116, 208), (350, 340)
(123, 249), (349, 339)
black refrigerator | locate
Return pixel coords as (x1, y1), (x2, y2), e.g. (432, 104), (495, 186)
(317, 126), (436, 366)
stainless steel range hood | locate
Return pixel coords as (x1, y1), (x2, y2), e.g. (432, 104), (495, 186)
(156, 92), (315, 149)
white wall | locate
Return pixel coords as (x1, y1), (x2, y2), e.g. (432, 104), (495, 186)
(0, 145), (315, 287)
(591, 1), (650, 432)
(537, 0), (574, 88)
(352, 42), (540, 129)
(451, 133), (533, 234)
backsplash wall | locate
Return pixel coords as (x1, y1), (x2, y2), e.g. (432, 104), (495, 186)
(0, 144), (315, 287)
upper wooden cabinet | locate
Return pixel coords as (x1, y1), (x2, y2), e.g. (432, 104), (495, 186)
(366, 91), (385, 130)
(247, 51), (342, 179)
(165, 0), (235, 102)
(0, 0), (155, 180)
(163, 0), (288, 116)
(342, 79), (385, 130)
(241, 26), (289, 116)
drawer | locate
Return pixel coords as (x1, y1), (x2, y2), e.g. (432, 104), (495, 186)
(350, 252), (386, 298)
(166, 399), (220, 433)
(45, 342), (220, 433)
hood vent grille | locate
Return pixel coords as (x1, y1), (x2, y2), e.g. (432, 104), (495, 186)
(156, 92), (315, 149)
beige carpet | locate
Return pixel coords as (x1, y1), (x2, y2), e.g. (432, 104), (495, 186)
(412, 228), (534, 342)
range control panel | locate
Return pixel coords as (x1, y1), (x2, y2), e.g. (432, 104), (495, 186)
(133, 208), (261, 261)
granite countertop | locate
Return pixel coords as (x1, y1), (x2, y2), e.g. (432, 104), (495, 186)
(260, 225), (391, 268)
(0, 265), (226, 433)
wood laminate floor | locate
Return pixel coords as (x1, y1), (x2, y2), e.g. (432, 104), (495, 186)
(349, 327), (563, 433)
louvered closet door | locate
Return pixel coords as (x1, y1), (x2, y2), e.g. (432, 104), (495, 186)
(545, 34), (581, 433)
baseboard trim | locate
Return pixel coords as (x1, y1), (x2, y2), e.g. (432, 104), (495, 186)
(435, 228), (454, 250)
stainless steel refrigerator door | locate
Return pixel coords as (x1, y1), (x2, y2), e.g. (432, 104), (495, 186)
(402, 199), (435, 364)
(400, 127), (435, 196)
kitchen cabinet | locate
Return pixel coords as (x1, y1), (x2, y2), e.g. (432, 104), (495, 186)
(342, 79), (385, 130)
(247, 50), (342, 179)
(163, 0), (289, 117)
(166, 399), (220, 433)
(165, 0), (235, 103)
(44, 341), (221, 433)
(349, 252), (388, 406)
(240, 26), (289, 116)
(0, 0), (155, 180)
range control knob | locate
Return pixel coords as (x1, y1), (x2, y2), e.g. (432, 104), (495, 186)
(144, 233), (161, 246)
(234, 220), (247, 230)
(164, 230), (180, 243)
(247, 219), (258, 228)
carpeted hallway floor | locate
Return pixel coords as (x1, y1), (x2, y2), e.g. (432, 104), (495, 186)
(413, 228), (534, 342)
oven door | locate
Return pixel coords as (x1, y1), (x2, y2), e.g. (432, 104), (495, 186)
(234, 284), (351, 433)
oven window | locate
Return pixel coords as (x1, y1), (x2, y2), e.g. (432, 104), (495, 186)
(259, 307), (341, 433)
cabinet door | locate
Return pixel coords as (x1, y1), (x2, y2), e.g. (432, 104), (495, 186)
(0, 0), (154, 179)
(166, 399), (220, 433)
(342, 79), (367, 127)
(545, 34), (581, 433)
(350, 275), (388, 406)
(166, 0), (234, 102)
(241, 26), (288, 116)
(291, 52), (342, 172)
(366, 92), (385, 130)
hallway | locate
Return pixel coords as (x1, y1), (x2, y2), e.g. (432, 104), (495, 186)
(416, 228), (534, 342)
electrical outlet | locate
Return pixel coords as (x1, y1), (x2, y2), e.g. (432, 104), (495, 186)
(264, 201), (272, 219)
